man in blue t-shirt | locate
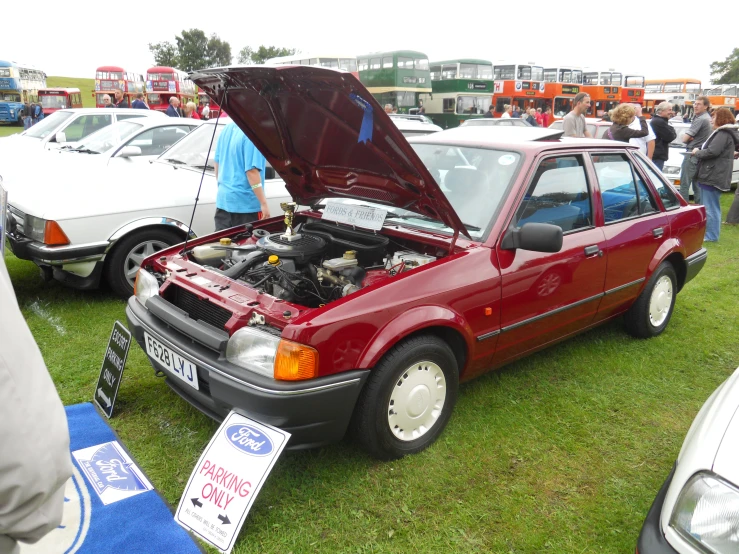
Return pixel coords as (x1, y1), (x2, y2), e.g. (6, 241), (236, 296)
(213, 121), (271, 230)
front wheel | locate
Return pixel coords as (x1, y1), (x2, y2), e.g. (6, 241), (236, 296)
(352, 335), (459, 460)
(105, 228), (182, 297)
(624, 261), (677, 338)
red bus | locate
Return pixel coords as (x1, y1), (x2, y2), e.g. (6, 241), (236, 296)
(197, 89), (221, 119)
(94, 65), (146, 107)
(38, 88), (82, 115)
(491, 62), (547, 117)
(146, 66), (195, 112)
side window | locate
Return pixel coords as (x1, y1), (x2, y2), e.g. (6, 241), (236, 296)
(117, 113), (145, 121)
(442, 98), (455, 113)
(495, 96), (511, 113)
(63, 114), (112, 141)
(127, 126), (189, 156)
(592, 153), (656, 223)
(514, 155), (592, 233)
(633, 153), (680, 209)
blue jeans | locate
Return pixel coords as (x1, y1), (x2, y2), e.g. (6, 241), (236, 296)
(680, 154), (700, 203)
(699, 185), (721, 241)
(653, 159), (665, 171)
(23, 116), (32, 130)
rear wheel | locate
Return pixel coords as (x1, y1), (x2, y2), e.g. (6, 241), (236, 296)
(105, 228), (182, 297)
(624, 261), (677, 338)
(352, 335), (459, 460)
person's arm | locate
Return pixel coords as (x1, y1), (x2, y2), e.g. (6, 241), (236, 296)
(683, 117), (701, 143)
(693, 133), (725, 160)
(621, 117), (650, 139)
(584, 125), (592, 138)
(214, 161), (218, 180)
(562, 115), (576, 137)
(246, 169), (270, 218)
(647, 139), (655, 159)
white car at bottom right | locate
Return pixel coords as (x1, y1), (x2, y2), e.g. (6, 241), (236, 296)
(637, 366), (739, 554)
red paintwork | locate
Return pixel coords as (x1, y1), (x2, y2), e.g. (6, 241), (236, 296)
(142, 66), (707, 389)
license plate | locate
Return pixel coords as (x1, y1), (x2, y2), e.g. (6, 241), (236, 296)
(144, 332), (199, 390)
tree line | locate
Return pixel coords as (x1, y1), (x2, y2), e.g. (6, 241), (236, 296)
(148, 29), (296, 72)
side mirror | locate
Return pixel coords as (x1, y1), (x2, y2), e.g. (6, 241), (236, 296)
(117, 146), (142, 158)
(500, 222), (563, 252)
(55, 131), (67, 143)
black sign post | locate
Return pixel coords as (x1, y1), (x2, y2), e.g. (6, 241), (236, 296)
(94, 321), (132, 418)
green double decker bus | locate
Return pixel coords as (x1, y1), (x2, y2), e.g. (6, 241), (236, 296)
(357, 50), (431, 113)
(420, 59), (494, 129)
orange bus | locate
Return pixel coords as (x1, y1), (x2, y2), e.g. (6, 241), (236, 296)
(702, 84), (738, 114)
(644, 78), (701, 119)
(582, 70), (622, 117)
(38, 88), (82, 115)
(94, 66), (146, 107)
(145, 66), (195, 112)
(543, 67), (583, 120)
(620, 75), (645, 105)
(491, 62), (547, 117)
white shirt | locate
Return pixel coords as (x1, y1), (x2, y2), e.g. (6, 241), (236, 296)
(501, 112), (511, 119)
(628, 117), (656, 155)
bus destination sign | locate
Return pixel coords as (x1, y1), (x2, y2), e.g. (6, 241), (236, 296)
(467, 82), (489, 91)
(562, 85), (580, 94)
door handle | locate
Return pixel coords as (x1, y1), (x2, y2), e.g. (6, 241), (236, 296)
(652, 227), (664, 238)
(584, 245), (602, 257)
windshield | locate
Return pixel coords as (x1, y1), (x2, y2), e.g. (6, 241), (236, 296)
(40, 95), (67, 109)
(156, 121), (225, 168)
(326, 145), (521, 240)
(1, 92), (21, 102)
(73, 120), (143, 154)
(23, 111), (73, 138)
(455, 95), (490, 115)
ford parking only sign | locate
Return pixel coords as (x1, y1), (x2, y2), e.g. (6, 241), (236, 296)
(175, 411), (290, 553)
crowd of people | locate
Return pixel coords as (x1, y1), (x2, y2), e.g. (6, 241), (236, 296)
(99, 89), (214, 120)
(19, 102), (45, 130)
(561, 92), (739, 243)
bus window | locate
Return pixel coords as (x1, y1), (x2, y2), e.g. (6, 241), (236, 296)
(494, 65), (515, 80)
(460, 64), (477, 79)
(479, 65), (492, 79)
(686, 83), (701, 93)
(415, 59), (429, 70)
(319, 58), (339, 68)
(397, 57), (413, 69)
(396, 91), (416, 107)
(309, 58), (318, 65)
(358, 59), (368, 70)
(544, 69), (558, 82)
(456, 96), (488, 115)
(495, 96), (511, 113)
(583, 72), (599, 85)
(442, 64), (456, 80)
(554, 97), (572, 117)
(370, 58), (381, 69)
(430, 65), (442, 80)
(340, 58), (357, 72)
(1, 92), (21, 102)
(382, 57), (393, 69)
(443, 98), (455, 113)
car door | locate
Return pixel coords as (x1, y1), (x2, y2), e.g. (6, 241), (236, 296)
(109, 124), (193, 165)
(590, 151), (669, 323)
(492, 153), (608, 367)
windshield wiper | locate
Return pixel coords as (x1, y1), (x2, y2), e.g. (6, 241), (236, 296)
(385, 213), (440, 223)
(462, 223), (481, 231)
(164, 157), (186, 165)
(190, 163), (214, 170)
(70, 147), (99, 154)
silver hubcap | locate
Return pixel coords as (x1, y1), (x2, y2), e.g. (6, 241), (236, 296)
(649, 275), (673, 327)
(387, 361), (447, 442)
(123, 239), (170, 287)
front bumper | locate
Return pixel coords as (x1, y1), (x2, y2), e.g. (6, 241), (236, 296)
(125, 296), (370, 450)
(636, 463), (679, 554)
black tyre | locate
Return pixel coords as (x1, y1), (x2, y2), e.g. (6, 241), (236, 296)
(624, 261), (677, 338)
(105, 228), (182, 297)
(352, 335), (459, 460)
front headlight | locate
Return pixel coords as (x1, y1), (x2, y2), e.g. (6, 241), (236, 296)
(134, 268), (159, 306)
(663, 166), (681, 176)
(670, 472), (739, 554)
(226, 327), (280, 378)
(25, 214), (47, 242)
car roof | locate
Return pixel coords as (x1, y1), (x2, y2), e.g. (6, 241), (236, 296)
(52, 108), (165, 116)
(409, 126), (637, 152)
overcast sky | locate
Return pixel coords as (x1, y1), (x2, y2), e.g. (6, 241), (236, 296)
(3, 1), (736, 88)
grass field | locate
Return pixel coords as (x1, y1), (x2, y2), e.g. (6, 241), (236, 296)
(5, 190), (739, 553)
(0, 76), (95, 138)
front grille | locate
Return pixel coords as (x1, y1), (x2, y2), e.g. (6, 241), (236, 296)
(8, 205), (25, 235)
(164, 285), (233, 330)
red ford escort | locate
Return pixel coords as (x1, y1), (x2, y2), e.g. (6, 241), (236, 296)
(126, 66), (707, 460)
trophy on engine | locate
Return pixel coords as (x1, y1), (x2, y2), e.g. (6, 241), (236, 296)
(280, 201), (300, 241)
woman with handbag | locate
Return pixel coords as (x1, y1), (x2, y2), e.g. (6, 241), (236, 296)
(691, 107), (739, 242)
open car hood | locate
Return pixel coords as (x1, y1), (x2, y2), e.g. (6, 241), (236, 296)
(190, 65), (469, 237)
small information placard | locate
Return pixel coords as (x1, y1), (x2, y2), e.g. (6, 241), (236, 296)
(175, 411), (290, 553)
(322, 200), (387, 231)
(93, 321), (132, 418)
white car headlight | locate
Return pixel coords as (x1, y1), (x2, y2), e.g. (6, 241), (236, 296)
(663, 166), (681, 176)
(226, 327), (280, 378)
(670, 472), (739, 554)
(24, 214), (47, 242)
(134, 269), (159, 306)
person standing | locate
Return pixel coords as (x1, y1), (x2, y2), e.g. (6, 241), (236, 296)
(201, 102), (210, 120)
(542, 106), (552, 127)
(501, 104), (512, 118)
(101, 94), (112, 108)
(22, 103), (31, 130)
(184, 101), (201, 119)
(692, 108), (739, 241)
(131, 92), (148, 109)
(627, 103), (656, 158)
(562, 93), (592, 137)
(32, 102), (43, 125)
(511, 105), (521, 118)
(534, 107), (544, 126)
(0, 257), (74, 554)
(213, 121), (271, 230)
(650, 102), (678, 170)
(112, 89), (129, 109)
(166, 97), (182, 117)
(679, 96), (712, 203)
(604, 103), (649, 142)
(483, 104), (494, 118)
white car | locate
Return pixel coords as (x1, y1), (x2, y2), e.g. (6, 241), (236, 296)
(637, 365), (739, 553)
(388, 114), (443, 137)
(54, 118), (201, 166)
(5, 119), (291, 297)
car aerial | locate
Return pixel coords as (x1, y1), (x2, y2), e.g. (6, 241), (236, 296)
(52, 117), (202, 167)
(548, 117), (613, 138)
(460, 118), (530, 127)
(388, 113), (443, 137)
(124, 66), (708, 461)
(5, 118), (290, 297)
(636, 365), (739, 554)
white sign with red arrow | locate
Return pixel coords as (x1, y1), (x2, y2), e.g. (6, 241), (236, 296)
(175, 412), (290, 553)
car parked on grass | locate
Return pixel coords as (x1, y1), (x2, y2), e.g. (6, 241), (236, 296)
(5, 118), (290, 297)
(125, 66), (708, 461)
(637, 365), (739, 554)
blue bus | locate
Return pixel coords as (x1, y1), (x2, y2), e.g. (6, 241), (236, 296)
(0, 60), (47, 124)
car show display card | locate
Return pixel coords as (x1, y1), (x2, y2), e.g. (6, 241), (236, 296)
(93, 320), (132, 418)
(175, 411), (291, 553)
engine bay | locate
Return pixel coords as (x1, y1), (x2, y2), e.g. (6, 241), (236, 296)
(188, 215), (440, 309)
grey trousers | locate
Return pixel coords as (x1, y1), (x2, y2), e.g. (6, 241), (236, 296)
(679, 154), (700, 203)
(214, 208), (259, 231)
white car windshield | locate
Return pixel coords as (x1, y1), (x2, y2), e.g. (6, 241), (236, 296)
(71, 121), (143, 154)
(324, 144), (521, 240)
(158, 121), (225, 169)
(670, 125), (692, 147)
(23, 111), (73, 139)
